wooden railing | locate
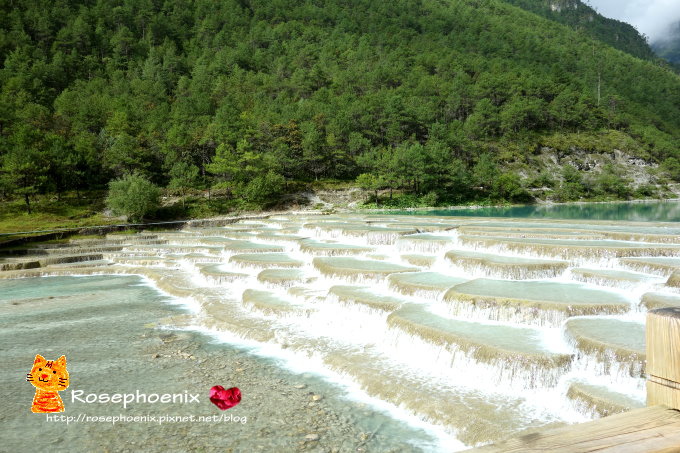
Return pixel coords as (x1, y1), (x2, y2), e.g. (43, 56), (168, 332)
(647, 307), (680, 410)
(466, 308), (680, 452)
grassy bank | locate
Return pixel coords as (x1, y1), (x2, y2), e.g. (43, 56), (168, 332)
(1, 182), (676, 243)
(0, 190), (244, 236)
(0, 192), (118, 235)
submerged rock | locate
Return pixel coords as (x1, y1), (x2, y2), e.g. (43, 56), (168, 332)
(230, 253), (303, 268)
(641, 292), (680, 310)
(565, 318), (646, 378)
(313, 257), (418, 282)
(388, 271), (466, 298)
(667, 270), (680, 288)
(387, 304), (573, 388)
(445, 249), (568, 279)
(567, 382), (644, 418)
(444, 279), (630, 327)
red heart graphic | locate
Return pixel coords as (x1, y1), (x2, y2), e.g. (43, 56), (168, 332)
(209, 385), (241, 410)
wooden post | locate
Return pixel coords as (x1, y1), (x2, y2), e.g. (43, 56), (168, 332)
(646, 307), (680, 409)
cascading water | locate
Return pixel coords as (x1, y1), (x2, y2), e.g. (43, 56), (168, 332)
(3, 213), (678, 450)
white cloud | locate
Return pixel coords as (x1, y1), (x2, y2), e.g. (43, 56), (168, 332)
(586, 0), (680, 41)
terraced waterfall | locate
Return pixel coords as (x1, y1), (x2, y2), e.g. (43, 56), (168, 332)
(4, 213), (680, 449)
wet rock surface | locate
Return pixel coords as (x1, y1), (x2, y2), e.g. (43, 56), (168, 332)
(0, 276), (426, 452)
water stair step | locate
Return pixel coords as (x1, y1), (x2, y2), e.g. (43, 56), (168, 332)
(566, 382), (644, 418)
(443, 279), (630, 327)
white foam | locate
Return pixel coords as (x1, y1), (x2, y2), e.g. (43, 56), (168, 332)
(24, 215), (669, 448)
(180, 324), (468, 452)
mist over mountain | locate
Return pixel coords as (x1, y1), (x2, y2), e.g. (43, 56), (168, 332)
(502, 0), (656, 60)
(652, 22), (680, 64)
(586, 0), (680, 43)
(580, 0), (680, 66)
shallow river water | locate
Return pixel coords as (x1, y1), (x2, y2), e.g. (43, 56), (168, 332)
(2, 202), (680, 451)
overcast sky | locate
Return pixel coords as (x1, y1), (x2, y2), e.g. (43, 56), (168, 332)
(586, 0), (680, 41)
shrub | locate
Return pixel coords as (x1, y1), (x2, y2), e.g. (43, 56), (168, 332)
(491, 172), (532, 202)
(594, 164), (632, 198)
(419, 191), (438, 207)
(240, 171), (285, 205)
(552, 165), (586, 201)
(553, 182), (583, 202)
(168, 161), (200, 206)
(528, 171), (556, 189)
(634, 184), (658, 198)
(662, 157), (680, 182)
(356, 173), (384, 205)
(106, 173), (161, 222)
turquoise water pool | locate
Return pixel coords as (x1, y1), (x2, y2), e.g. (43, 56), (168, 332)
(393, 200), (680, 222)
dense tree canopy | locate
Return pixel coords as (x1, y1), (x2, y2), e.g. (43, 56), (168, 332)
(1, 0), (680, 208)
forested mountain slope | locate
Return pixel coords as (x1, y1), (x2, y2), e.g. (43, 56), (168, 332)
(1, 0), (680, 209)
(501, 0), (656, 61)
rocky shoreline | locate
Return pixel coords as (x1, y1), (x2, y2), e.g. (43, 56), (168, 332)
(1, 274), (437, 453)
(136, 325), (428, 453)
